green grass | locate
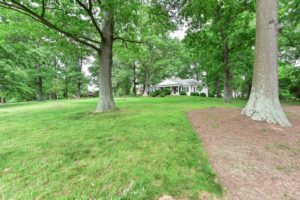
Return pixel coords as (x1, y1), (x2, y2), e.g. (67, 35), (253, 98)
(0, 96), (245, 200)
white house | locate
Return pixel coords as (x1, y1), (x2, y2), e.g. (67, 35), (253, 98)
(155, 77), (208, 96)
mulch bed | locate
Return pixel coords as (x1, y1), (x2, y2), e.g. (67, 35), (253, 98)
(188, 106), (300, 200)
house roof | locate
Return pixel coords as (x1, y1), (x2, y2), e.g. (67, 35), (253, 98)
(157, 77), (201, 87)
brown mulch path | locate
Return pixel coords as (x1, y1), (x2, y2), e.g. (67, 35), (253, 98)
(188, 106), (300, 200)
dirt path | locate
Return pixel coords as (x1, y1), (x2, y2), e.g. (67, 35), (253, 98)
(188, 106), (300, 200)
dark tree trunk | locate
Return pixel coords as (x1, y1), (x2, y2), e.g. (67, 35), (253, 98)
(246, 83), (252, 99)
(132, 63), (137, 96)
(77, 81), (81, 99)
(133, 82), (137, 96)
(76, 57), (83, 99)
(214, 78), (220, 97)
(64, 76), (69, 99)
(221, 31), (233, 103)
(36, 64), (43, 101)
(124, 80), (130, 96)
(96, 12), (116, 112)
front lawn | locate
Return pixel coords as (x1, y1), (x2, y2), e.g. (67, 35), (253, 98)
(0, 97), (244, 199)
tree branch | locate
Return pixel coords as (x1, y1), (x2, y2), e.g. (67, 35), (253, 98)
(113, 36), (150, 48)
(75, 0), (104, 39)
(0, 0), (100, 51)
(41, 0), (46, 17)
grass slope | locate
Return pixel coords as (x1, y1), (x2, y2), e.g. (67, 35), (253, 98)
(0, 97), (244, 199)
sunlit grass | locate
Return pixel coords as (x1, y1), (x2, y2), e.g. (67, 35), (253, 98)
(0, 96), (244, 199)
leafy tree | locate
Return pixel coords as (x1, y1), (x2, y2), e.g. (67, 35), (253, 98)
(0, 0), (173, 112)
(182, 0), (255, 102)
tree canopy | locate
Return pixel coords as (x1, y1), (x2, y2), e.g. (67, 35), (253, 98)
(0, 0), (299, 105)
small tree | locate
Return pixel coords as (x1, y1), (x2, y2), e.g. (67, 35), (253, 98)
(48, 78), (63, 100)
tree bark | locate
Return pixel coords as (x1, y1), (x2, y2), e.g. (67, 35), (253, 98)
(143, 74), (150, 96)
(214, 78), (220, 97)
(221, 31), (233, 103)
(64, 76), (69, 99)
(242, 0), (291, 127)
(132, 63), (137, 96)
(0, 97), (5, 104)
(246, 82), (252, 99)
(36, 64), (43, 101)
(96, 12), (116, 112)
(76, 57), (83, 99)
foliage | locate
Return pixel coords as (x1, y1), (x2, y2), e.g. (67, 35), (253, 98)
(180, 91), (187, 96)
(162, 88), (172, 96)
(150, 90), (160, 97)
(191, 92), (200, 96)
(200, 93), (207, 97)
(0, 10), (91, 102)
(279, 64), (300, 100)
(1, 0), (299, 102)
(181, 0), (256, 101)
(160, 91), (166, 97)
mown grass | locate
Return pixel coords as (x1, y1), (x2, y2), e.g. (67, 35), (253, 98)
(0, 96), (245, 199)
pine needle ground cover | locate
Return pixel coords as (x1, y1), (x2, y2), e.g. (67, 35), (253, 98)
(0, 97), (244, 199)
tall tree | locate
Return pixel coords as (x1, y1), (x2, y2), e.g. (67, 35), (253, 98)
(242, 0), (291, 127)
(182, 0), (255, 103)
(0, 1), (147, 112)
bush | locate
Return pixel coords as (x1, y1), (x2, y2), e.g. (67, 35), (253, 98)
(200, 93), (207, 97)
(162, 88), (171, 95)
(290, 83), (300, 99)
(180, 91), (187, 96)
(160, 91), (166, 97)
(150, 90), (160, 97)
(191, 92), (199, 96)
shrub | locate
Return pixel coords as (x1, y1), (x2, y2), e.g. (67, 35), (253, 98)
(160, 91), (166, 97)
(290, 82), (300, 99)
(162, 88), (171, 95)
(200, 93), (207, 97)
(191, 92), (199, 96)
(208, 93), (214, 97)
(150, 90), (160, 97)
(180, 91), (187, 96)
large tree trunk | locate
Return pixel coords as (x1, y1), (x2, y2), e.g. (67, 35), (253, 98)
(96, 12), (116, 112)
(242, 0), (291, 127)
(76, 57), (83, 99)
(36, 64), (43, 101)
(221, 31), (233, 103)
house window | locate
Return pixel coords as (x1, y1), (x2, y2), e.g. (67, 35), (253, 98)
(186, 87), (189, 92)
(193, 87), (196, 92)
